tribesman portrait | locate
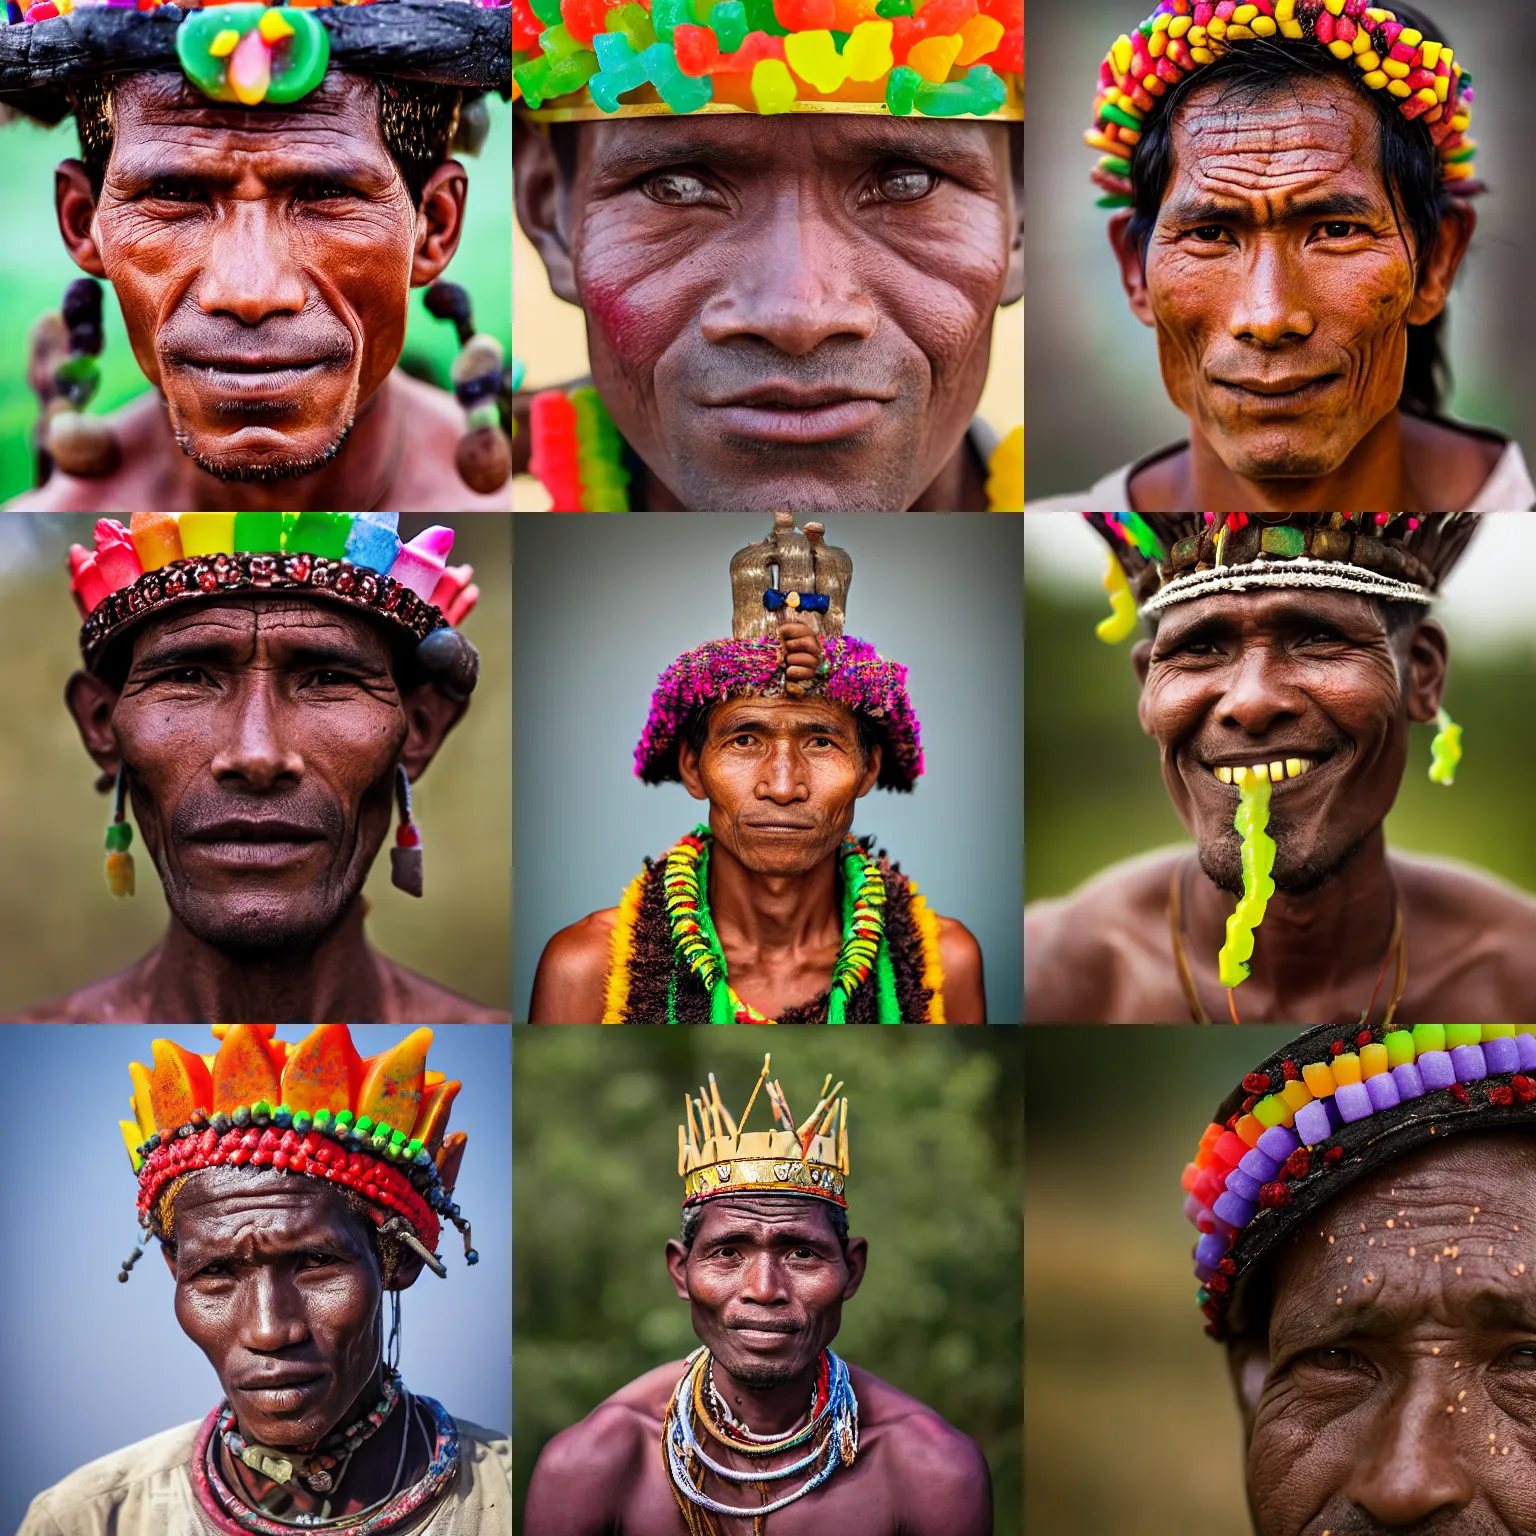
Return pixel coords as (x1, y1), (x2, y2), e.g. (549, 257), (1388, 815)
(1025, 0), (1536, 514)
(0, 0), (514, 513)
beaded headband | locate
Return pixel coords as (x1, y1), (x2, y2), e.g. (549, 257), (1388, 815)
(68, 513), (479, 678)
(634, 513), (923, 792)
(1088, 2), (1478, 211)
(1183, 1019), (1536, 1340)
(513, 0), (1020, 120)
(0, 2), (512, 120)
(681, 1054), (849, 1209)
(122, 1024), (477, 1281)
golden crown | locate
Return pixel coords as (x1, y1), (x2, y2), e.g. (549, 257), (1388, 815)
(680, 1054), (849, 1208)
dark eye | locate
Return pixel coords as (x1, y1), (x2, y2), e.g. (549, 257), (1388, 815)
(145, 182), (201, 204)
(1298, 1346), (1373, 1377)
(643, 170), (724, 208)
(298, 1250), (335, 1269)
(1319, 221), (1359, 239)
(872, 166), (939, 203)
(305, 669), (356, 687)
(1190, 225), (1227, 242)
(1502, 1345), (1536, 1371)
(159, 666), (212, 685)
(300, 182), (355, 202)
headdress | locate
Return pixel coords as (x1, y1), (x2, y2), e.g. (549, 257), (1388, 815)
(120, 1023), (477, 1281)
(512, 0), (1019, 121)
(680, 1054), (849, 1208)
(634, 511), (923, 792)
(1182, 1018), (1536, 1339)
(1086, 2), (1478, 210)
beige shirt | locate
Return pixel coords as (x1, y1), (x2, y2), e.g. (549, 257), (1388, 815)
(1024, 439), (1536, 513)
(15, 1416), (510, 1536)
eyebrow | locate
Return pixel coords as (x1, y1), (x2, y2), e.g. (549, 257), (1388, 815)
(705, 1225), (832, 1246)
(713, 713), (855, 739)
(1281, 1287), (1536, 1354)
(131, 636), (386, 673)
(113, 152), (384, 194)
(1162, 190), (1381, 227)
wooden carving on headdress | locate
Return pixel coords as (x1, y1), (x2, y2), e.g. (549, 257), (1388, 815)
(729, 511), (852, 642)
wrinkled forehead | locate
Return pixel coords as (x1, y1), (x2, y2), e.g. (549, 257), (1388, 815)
(1155, 584), (1393, 639)
(695, 1193), (842, 1239)
(168, 1163), (370, 1243)
(710, 693), (860, 733)
(123, 595), (399, 670)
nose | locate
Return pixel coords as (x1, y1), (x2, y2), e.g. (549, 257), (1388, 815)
(1344, 1370), (1477, 1525)
(194, 201), (308, 325)
(736, 1249), (790, 1308)
(244, 1268), (309, 1354)
(1229, 239), (1315, 349)
(755, 740), (810, 805)
(209, 674), (305, 790)
(1214, 642), (1305, 740)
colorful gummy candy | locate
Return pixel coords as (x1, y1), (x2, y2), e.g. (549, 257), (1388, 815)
(1429, 706), (1462, 786)
(1086, 1), (1475, 210)
(1216, 766), (1276, 990)
(1094, 549), (1137, 644)
(983, 423), (1022, 511)
(529, 387), (631, 511)
(175, 5), (331, 107)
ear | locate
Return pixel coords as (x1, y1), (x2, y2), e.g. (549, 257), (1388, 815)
(677, 740), (710, 803)
(1000, 122), (1023, 307)
(853, 740), (882, 799)
(513, 118), (580, 307)
(1225, 1333), (1269, 1444)
(1407, 201), (1476, 326)
(65, 669), (122, 774)
(665, 1237), (692, 1300)
(1108, 208), (1155, 328)
(410, 161), (469, 288)
(839, 1234), (868, 1300)
(1404, 615), (1449, 725)
(55, 160), (108, 279)
(397, 681), (469, 782)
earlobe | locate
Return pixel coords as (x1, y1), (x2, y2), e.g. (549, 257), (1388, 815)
(513, 119), (580, 307)
(65, 669), (121, 772)
(1406, 618), (1450, 724)
(398, 683), (468, 782)
(55, 160), (108, 279)
(1108, 209), (1155, 327)
(410, 162), (469, 287)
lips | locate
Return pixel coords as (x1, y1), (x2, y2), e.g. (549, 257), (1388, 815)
(234, 1369), (325, 1392)
(1203, 754), (1331, 788)
(185, 819), (327, 870)
(1214, 374), (1342, 413)
(189, 819), (326, 844)
(742, 819), (818, 832)
(706, 382), (894, 446)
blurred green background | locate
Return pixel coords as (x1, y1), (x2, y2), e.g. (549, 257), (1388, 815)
(0, 513), (510, 1016)
(0, 97), (512, 503)
(1025, 1026), (1293, 1535)
(513, 1027), (1022, 1533)
(1026, 513), (1536, 905)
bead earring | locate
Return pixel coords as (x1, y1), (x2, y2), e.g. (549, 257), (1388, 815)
(43, 277), (120, 480)
(391, 764), (424, 897)
(1430, 707), (1463, 786)
(424, 281), (512, 495)
(105, 763), (135, 898)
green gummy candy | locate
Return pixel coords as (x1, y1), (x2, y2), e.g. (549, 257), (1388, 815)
(829, 28), (850, 45)
(1096, 193), (1134, 209)
(885, 64), (921, 115)
(354, 1115), (374, 1134)
(875, 0), (912, 14)
(651, 0), (696, 41)
(105, 821), (133, 853)
(914, 65), (1006, 117)
(530, 0), (564, 24)
(643, 41), (713, 111)
(513, 55), (553, 108)
(175, 6), (330, 106)
(1445, 1023), (1482, 1050)
(1101, 101), (1143, 131)
(541, 22), (586, 59)
(285, 512), (350, 560)
(1098, 154), (1132, 177)
(545, 49), (599, 96)
(606, 3), (659, 51)
(709, 0), (748, 51)
(741, 0), (787, 34)
(232, 512), (287, 553)
(57, 353), (100, 388)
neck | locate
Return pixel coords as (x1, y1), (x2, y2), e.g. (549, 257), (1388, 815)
(151, 375), (402, 512)
(1185, 828), (1400, 1014)
(143, 899), (387, 1023)
(705, 835), (846, 962)
(1184, 409), (1422, 514)
(708, 1350), (823, 1440)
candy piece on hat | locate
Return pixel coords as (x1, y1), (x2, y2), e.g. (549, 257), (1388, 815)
(129, 1061), (157, 1146)
(1391, 1061), (1426, 1100)
(774, 0), (832, 26)
(905, 31), (960, 81)
(389, 526), (456, 602)
(211, 1025), (284, 1116)
(286, 512), (352, 560)
(179, 513), (237, 558)
(843, 19), (893, 78)
(228, 25), (272, 105)
(429, 564), (476, 621)
(93, 520), (144, 594)
(785, 29), (849, 90)
(589, 30), (652, 108)
(1485, 1035), (1520, 1075)
(915, 61), (1006, 114)
(413, 1077), (462, 1156)
(356, 1027), (433, 1133)
(953, 11), (1002, 64)
(128, 512), (184, 572)
(513, 53), (556, 106)
(606, 1), (660, 50)
(69, 545), (111, 617)
(708, 0), (748, 50)
(344, 512), (402, 574)
(742, 0), (789, 33)
(752, 53), (797, 110)
(984, 423), (1024, 509)
(645, 40), (716, 110)
(884, 61), (920, 112)
(530, 389), (584, 509)
(652, 0), (698, 40)
(279, 1024), (364, 1116)
(233, 511), (288, 553)
(149, 1039), (214, 1133)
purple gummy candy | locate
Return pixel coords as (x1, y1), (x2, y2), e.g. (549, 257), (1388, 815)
(1485, 1036), (1521, 1075)
(1224, 1167), (1263, 1204)
(1195, 1262), (1215, 1284)
(1392, 1061), (1426, 1099)
(1213, 1190), (1258, 1228)
(1365, 1072), (1401, 1112)
(1256, 1124), (1300, 1161)
(1183, 1194), (1204, 1224)
(1334, 1080), (1373, 1124)
(1451, 1043), (1488, 1083)
(1418, 1049), (1455, 1091)
(1517, 1033), (1536, 1071)
(1294, 1097), (1334, 1146)
(1239, 1148), (1281, 1183)
(1194, 1231), (1229, 1269)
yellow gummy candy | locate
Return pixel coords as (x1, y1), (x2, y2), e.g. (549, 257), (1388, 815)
(209, 28), (241, 57)
(1095, 547), (1137, 644)
(785, 30), (849, 93)
(258, 8), (295, 41)
(906, 32), (961, 82)
(843, 19), (894, 81)
(953, 13), (1003, 65)
(985, 424), (1023, 513)
(1216, 769), (1276, 989)
(751, 56), (797, 113)
(1111, 34), (1133, 76)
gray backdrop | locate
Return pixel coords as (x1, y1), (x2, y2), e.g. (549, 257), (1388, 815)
(0, 1024), (511, 1533)
(512, 514), (1023, 1024)
(1026, 0), (1536, 499)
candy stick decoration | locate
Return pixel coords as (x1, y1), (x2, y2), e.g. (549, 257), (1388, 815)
(984, 425), (1023, 512)
(390, 764), (423, 898)
(105, 763), (135, 899)
(1105, 512), (1164, 561)
(529, 387), (631, 511)
(1429, 707), (1462, 786)
(44, 277), (119, 480)
(424, 282), (512, 495)
(1216, 767), (1276, 993)
(1095, 548), (1137, 644)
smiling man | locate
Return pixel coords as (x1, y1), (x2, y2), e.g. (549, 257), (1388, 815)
(524, 1057), (991, 1534)
(6, 512), (506, 1025)
(529, 513), (983, 1023)
(1181, 1019), (1536, 1536)
(1027, 512), (1536, 1026)
(17, 1023), (507, 1536)
(1025, 0), (1534, 514)
(1, 1), (513, 512)
(510, 0), (1023, 512)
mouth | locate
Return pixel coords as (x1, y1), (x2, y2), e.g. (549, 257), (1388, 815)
(1206, 756), (1324, 787)
(728, 1325), (800, 1345)
(1214, 374), (1342, 412)
(742, 819), (818, 833)
(707, 385), (892, 446)
(186, 821), (326, 868)
(171, 358), (340, 397)
(234, 1373), (326, 1411)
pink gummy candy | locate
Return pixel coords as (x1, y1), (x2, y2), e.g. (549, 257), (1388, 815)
(93, 519), (144, 593)
(389, 526), (456, 602)
(68, 544), (111, 616)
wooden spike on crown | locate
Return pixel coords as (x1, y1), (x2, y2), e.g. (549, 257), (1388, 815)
(212, 1025), (283, 1115)
(279, 1025), (363, 1116)
(149, 1040), (213, 1134)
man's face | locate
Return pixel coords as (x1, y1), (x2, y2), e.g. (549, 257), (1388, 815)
(667, 1196), (863, 1388)
(679, 694), (881, 878)
(546, 115), (1016, 511)
(105, 598), (408, 950)
(1136, 589), (1434, 895)
(1136, 75), (1422, 481)
(166, 1167), (386, 1448)
(82, 72), (424, 480)
(1245, 1134), (1536, 1535)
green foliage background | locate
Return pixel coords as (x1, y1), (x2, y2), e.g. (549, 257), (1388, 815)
(0, 513), (510, 1015)
(513, 1027), (1022, 1533)
(0, 98), (512, 503)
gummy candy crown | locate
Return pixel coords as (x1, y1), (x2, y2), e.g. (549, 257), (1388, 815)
(124, 1025), (472, 1268)
(681, 1054), (850, 1209)
(69, 514), (479, 673)
(513, 0), (1021, 119)
(1088, 2), (1477, 211)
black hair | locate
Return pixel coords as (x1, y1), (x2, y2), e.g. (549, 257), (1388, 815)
(1123, 4), (1458, 418)
(70, 74), (465, 208)
(679, 1198), (850, 1253)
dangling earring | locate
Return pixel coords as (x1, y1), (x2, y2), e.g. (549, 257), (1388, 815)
(391, 764), (423, 897)
(42, 277), (120, 480)
(1429, 707), (1463, 786)
(105, 763), (135, 898)
(424, 281), (512, 495)
(386, 1289), (402, 1375)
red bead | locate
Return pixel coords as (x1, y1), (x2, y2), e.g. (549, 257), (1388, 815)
(1329, 1039), (1345, 1056)
(1355, 1030), (1373, 1048)
(396, 823), (422, 849)
(274, 1152), (290, 1170)
(1324, 1145), (1344, 1164)
(1284, 1147), (1310, 1178)
(1449, 1082), (1470, 1104)
(1242, 1071), (1270, 1093)
(1488, 1085), (1515, 1107)
(1281, 1059), (1300, 1082)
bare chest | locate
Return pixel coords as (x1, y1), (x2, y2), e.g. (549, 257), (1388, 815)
(721, 942), (844, 1021)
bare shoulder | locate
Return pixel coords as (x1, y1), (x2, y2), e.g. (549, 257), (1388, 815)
(1395, 853), (1536, 1006)
(2, 964), (151, 1023)
(527, 1361), (683, 1490)
(389, 371), (512, 512)
(1395, 852), (1536, 929)
(379, 956), (511, 1024)
(3, 395), (169, 510)
(932, 914), (986, 1024)
(527, 908), (620, 1024)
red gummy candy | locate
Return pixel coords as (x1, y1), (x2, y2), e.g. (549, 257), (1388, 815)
(773, 0), (833, 29)
(561, 0), (615, 46)
(512, 0), (543, 49)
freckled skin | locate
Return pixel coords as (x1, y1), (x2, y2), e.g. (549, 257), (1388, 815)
(1232, 1135), (1536, 1535)
(514, 116), (1023, 512)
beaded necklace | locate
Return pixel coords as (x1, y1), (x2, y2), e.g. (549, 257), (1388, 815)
(664, 827), (896, 1025)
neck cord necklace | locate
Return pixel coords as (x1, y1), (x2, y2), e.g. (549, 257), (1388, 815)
(1169, 857), (1409, 1028)
(663, 1347), (859, 1535)
(706, 1362), (816, 1444)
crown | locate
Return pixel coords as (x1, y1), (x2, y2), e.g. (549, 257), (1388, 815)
(680, 1054), (849, 1208)
(729, 511), (852, 642)
(121, 1024), (475, 1278)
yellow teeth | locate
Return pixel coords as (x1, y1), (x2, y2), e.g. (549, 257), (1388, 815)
(1214, 758), (1316, 785)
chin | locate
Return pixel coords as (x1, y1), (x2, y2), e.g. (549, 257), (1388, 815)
(172, 892), (349, 954)
(1215, 431), (1353, 481)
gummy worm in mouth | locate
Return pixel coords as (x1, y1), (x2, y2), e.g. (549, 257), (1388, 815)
(1217, 768), (1277, 991)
